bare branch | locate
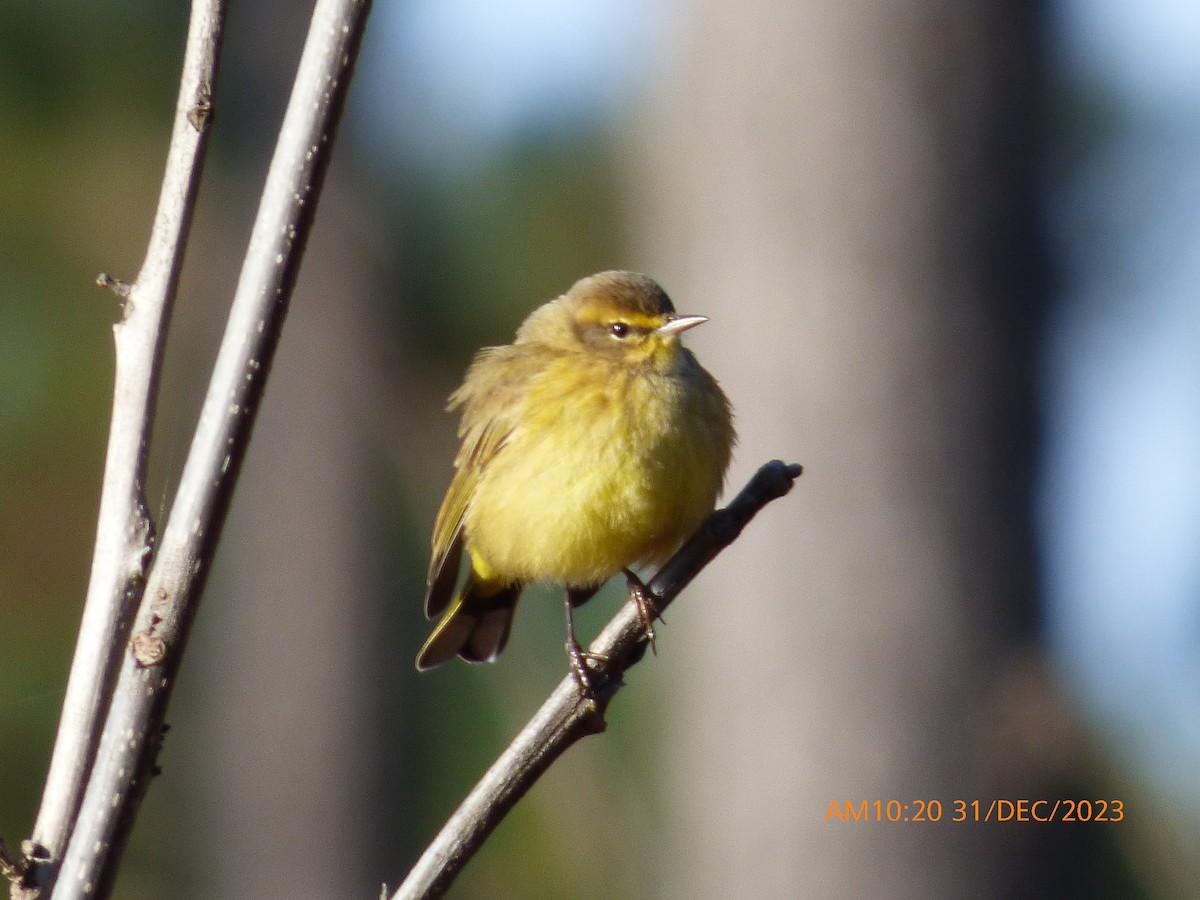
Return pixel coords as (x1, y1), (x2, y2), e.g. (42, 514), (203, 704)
(393, 460), (803, 900)
(20, 2), (225, 892)
(37, 1), (372, 898)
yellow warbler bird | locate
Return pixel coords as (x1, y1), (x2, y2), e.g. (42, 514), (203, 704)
(416, 270), (735, 685)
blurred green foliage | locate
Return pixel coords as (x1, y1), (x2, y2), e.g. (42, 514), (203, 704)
(380, 130), (626, 366)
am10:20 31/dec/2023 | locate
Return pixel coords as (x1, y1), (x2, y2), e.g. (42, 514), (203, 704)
(824, 798), (1125, 824)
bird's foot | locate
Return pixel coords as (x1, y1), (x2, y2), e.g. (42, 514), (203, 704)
(623, 569), (660, 655)
(565, 638), (608, 696)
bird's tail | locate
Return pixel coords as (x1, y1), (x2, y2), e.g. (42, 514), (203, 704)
(415, 572), (521, 669)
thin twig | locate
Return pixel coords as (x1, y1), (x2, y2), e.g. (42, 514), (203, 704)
(45, 2), (372, 898)
(19, 3), (225, 895)
(393, 460), (803, 900)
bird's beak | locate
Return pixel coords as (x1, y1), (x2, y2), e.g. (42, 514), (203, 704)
(657, 315), (708, 337)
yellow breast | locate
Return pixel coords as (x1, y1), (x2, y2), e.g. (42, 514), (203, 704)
(464, 353), (731, 588)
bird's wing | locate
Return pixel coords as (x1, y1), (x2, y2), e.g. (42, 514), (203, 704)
(424, 347), (529, 618)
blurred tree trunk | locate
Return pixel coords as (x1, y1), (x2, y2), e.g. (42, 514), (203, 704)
(163, 174), (393, 900)
(630, 1), (1047, 896)
(147, 4), (397, 893)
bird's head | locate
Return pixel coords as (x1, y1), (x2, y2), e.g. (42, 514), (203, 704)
(517, 270), (708, 371)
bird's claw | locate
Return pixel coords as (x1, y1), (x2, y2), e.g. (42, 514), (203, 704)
(566, 639), (608, 696)
(623, 569), (660, 655)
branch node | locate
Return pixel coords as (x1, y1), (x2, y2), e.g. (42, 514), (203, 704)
(20, 842), (49, 865)
(579, 707), (608, 735)
(131, 632), (168, 668)
(152, 587), (171, 614)
(95, 272), (132, 299)
(1, 838), (49, 898)
(0, 837), (28, 885)
(188, 79), (214, 132)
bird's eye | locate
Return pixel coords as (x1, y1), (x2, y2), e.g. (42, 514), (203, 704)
(608, 322), (630, 339)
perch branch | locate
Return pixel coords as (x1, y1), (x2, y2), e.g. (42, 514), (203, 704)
(392, 460), (803, 900)
(41, 1), (372, 898)
(19, 3), (224, 894)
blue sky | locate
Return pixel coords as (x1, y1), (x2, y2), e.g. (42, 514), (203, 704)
(1047, 0), (1200, 810)
(356, 0), (663, 167)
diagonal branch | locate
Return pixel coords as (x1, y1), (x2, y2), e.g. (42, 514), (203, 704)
(34, 1), (372, 898)
(22, 1), (225, 890)
(392, 460), (803, 900)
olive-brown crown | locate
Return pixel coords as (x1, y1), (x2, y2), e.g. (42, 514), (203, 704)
(514, 271), (682, 354)
(566, 270), (676, 320)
